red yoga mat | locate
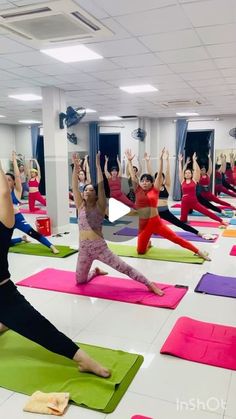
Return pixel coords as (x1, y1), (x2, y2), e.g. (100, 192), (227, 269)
(230, 245), (236, 256)
(160, 316), (236, 370)
(20, 208), (47, 215)
(16, 268), (188, 309)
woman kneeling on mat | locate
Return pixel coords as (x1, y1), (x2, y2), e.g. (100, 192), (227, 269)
(125, 148), (210, 261)
(0, 160), (110, 378)
(72, 152), (163, 296)
(7, 151), (59, 254)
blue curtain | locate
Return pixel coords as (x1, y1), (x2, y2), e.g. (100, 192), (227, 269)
(31, 126), (39, 158)
(173, 119), (188, 201)
(36, 135), (46, 195)
(89, 122), (99, 184)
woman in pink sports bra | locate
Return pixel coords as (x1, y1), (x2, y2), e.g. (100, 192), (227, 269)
(27, 159), (46, 212)
(72, 151), (164, 296)
(104, 154), (136, 209)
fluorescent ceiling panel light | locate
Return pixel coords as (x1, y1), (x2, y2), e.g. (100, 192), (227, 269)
(176, 112), (200, 116)
(40, 45), (103, 63)
(85, 108), (97, 113)
(19, 120), (42, 124)
(120, 84), (158, 93)
(0, 115), (6, 118)
(9, 94), (42, 101)
(99, 116), (122, 121)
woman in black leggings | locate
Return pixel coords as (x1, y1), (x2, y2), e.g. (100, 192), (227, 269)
(0, 161), (110, 378)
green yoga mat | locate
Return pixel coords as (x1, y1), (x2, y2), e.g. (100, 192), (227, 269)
(9, 243), (78, 258)
(0, 331), (143, 413)
(108, 243), (204, 264)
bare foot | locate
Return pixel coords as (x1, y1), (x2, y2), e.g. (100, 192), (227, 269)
(196, 250), (211, 261)
(95, 267), (108, 276)
(0, 322), (8, 333)
(50, 245), (59, 254)
(74, 349), (111, 378)
(148, 282), (164, 296)
(22, 235), (30, 243)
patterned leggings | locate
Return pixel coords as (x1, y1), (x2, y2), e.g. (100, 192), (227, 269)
(76, 239), (150, 286)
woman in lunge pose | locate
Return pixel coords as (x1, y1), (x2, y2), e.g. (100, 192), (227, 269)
(126, 149), (210, 260)
(72, 152), (164, 296)
(0, 160), (110, 378)
(28, 158), (46, 212)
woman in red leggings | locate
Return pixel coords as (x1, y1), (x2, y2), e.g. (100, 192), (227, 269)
(125, 149), (210, 261)
(199, 154), (236, 210)
(179, 153), (227, 226)
(28, 158), (46, 212)
(215, 154), (236, 198)
(104, 154), (136, 208)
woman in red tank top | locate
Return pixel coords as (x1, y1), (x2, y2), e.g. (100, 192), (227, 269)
(104, 154), (136, 209)
(27, 159), (46, 212)
(126, 149), (210, 261)
(179, 153), (227, 226)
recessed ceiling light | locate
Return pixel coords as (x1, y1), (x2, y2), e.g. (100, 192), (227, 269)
(40, 45), (103, 63)
(176, 112), (200, 116)
(9, 94), (42, 101)
(99, 116), (122, 121)
(85, 108), (97, 113)
(0, 115), (6, 118)
(120, 84), (158, 93)
(19, 120), (42, 124)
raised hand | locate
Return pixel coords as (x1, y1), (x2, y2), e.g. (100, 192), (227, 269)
(178, 153), (183, 162)
(105, 155), (109, 163)
(160, 147), (165, 159)
(192, 152), (197, 161)
(125, 149), (135, 161)
(186, 156), (191, 165)
(165, 150), (169, 159)
(144, 152), (150, 161)
(12, 150), (17, 161)
(96, 151), (101, 167)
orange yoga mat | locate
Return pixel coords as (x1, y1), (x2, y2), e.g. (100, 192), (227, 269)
(222, 229), (236, 238)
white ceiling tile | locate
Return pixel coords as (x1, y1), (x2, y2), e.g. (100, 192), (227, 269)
(169, 60), (216, 73)
(0, 57), (20, 69)
(139, 29), (201, 51)
(73, 0), (109, 19)
(116, 6), (191, 36)
(11, 0), (48, 5)
(220, 68), (236, 77)
(182, 0), (235, 27)
(130, 65), (172, 77)
(158, 47), (209, 64)
(7, 67), (44, 78)
(214, 56), (236, 68)
(196, 24), (236, 45)
(0, 36), (33, 53)
(110, 54), (163, 68)
(93, 0), (177, 17)
(70, 59), (119, 73)
(225, 77), (236, 84)
(69, 81), (113, 90)
(29, 64), (78, 76)
(86, 38), (149, 57)
(54, 73), (97, 84)
(95, 69), (137, 81)
(0, 69), (19, 80)
(206, 43), (236, 58)
(100, 18), (131, 40)
(188, 78), (226, 87)
(3, 51), (57, 66)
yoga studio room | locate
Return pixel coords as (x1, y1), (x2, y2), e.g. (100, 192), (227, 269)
(0, 1), (236, 418)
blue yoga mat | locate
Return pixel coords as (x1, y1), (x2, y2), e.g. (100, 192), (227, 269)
(195, 272), (236, 298)
(230, 218), (236, 225)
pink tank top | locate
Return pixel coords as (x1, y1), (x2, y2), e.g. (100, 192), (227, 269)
(79, 205), (104, 232)
(108, 177), (121, 194)
(28, 178), (39, 188)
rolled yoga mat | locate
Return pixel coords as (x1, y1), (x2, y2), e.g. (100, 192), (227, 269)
(70, 217), (131, 226)
(9, 243), (77, 258)
(114, 227), (218, 243)
(160, 316), (236, 370)
(195, 272), (236, 298)
(108, 243), (204, 264)
(230, 245), (236, 256)
(16, 268), (188, 310)
(0, 331), (143, 413)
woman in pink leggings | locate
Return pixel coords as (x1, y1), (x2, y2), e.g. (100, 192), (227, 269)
(27, 159), (46, 212)
(104, 154), (136, 209)
(72, 152), (164, 296)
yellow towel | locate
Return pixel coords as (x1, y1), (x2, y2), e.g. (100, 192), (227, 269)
(23, 391), (70, 415)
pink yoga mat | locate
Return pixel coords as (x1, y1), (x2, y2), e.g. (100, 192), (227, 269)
(131, 416), (153, 419)
(160, 316), (236, 370)
(20, 208), (47, 215)
(230, 245), (236, 256)
(16, 268), (188, 309)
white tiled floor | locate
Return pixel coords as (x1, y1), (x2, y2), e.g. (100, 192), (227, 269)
(1, 203), (236, 419)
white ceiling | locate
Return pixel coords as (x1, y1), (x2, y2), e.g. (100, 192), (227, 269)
(0, 0), (236, 124)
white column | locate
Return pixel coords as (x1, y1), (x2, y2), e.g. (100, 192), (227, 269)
(42, 86), (69, 233)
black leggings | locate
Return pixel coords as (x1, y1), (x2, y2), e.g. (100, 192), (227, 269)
(222, 178), (236, 193)
(159, 208), (199, 235)
(197, 195), (222, 214)
(0, 280), (79, 360)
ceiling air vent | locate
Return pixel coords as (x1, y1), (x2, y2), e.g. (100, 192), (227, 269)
(0, 0), (113, 44)
(161, 100), (202, 108)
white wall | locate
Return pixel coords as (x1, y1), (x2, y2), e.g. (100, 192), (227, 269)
(0, 124), (16, 171)
(15, 125), (32, 159)
(67, 123), (89, 153)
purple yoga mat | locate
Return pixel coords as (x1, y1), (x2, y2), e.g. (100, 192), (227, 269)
(114, 227), (218, 243)
(195, 272), (236, 298)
